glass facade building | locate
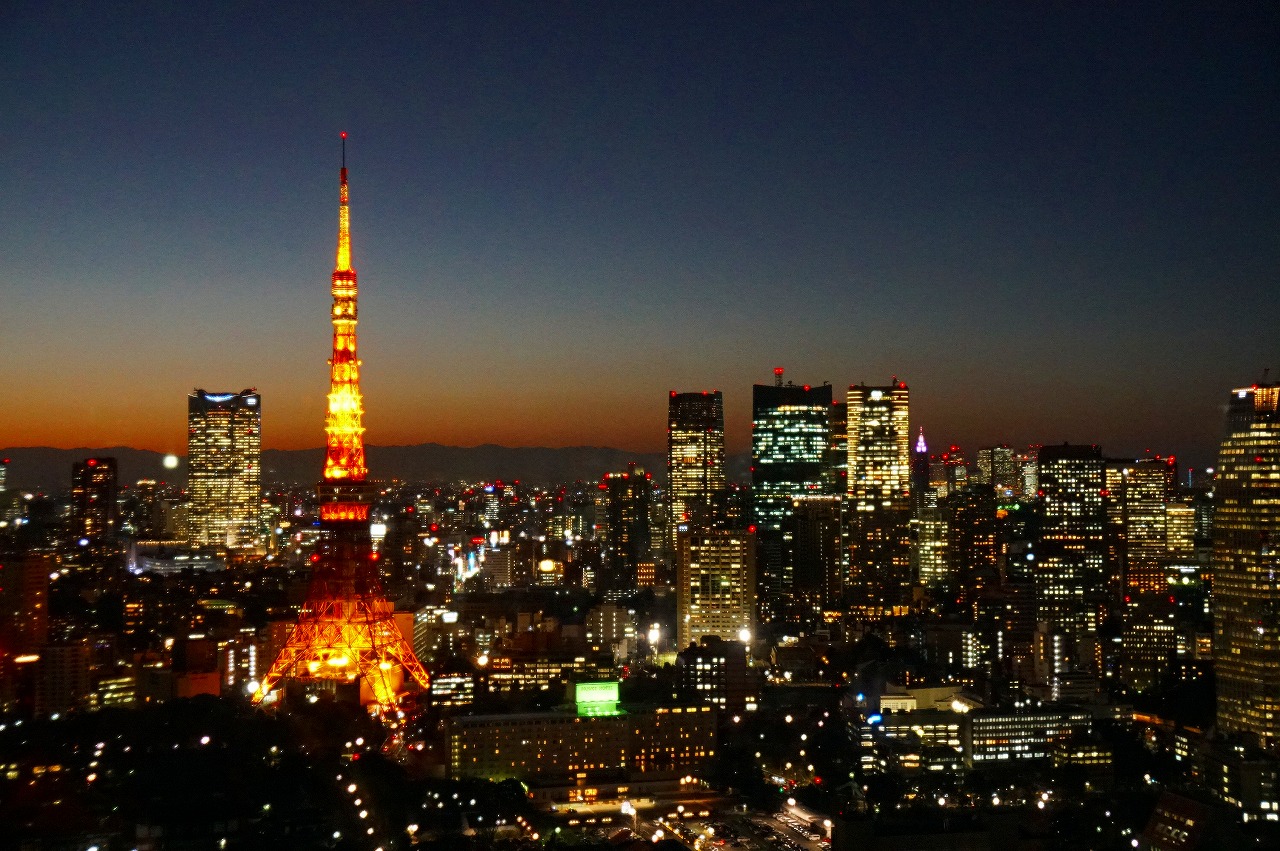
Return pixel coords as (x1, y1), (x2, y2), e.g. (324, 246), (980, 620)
(847, 381), (912, 611)
(187, 389), (262, 550)
(751, 379), (833, 613)
(1214, 383), (1280, 748)
(666, 391), (726, 550)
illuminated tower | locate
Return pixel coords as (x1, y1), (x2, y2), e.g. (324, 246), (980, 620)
(187, 389), (262, 550)
(910, 428), (932, 516)
(254, 137), (429, 712)
(666, 390), (726, 549)
(1214, 383), (1280, 747)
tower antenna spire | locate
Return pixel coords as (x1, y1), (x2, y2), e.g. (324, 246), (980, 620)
(340, 131), (346, 168)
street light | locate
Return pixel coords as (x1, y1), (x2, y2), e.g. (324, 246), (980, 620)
(621, 800), (636, 833)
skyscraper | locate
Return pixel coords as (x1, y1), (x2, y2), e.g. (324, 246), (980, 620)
(676, 529), (755, 650)
(910, 428), (933, 517)
(1017, 445), (1042, 498)
(666, 391), (726, 548)
(1105, 456), (1176, 596)
(0, 553), (50, 657)
(751, 371), (833, 620)
(595, 463), (654, 596)
(911, 429), (949, 595)
(71, 457), (118, 543)
(786, 495), (844, 621)
(1213, 383), (1280, 747)
(187, 389), (262, 550)
(826, 400), (848, 496)
(1035, 444), (1106, 638)
(975, 445), (1017, 498)
(944, 482), (1000, 607)
(846, 380), (912, 614)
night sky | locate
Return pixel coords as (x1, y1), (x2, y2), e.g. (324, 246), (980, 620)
(4, 2), (1277, 469)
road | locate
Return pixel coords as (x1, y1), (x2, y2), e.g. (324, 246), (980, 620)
(629, 811), (826, 851)
(545, 797), (829, 851)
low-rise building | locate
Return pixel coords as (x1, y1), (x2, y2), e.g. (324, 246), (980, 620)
(676, 635), (757, 713)
(962, 709), (1091, 768)
(445, 682), (715, 802)
(1199, 739), (1280, 821)
(484, 650), (615, 692)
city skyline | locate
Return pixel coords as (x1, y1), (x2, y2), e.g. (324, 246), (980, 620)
(9, 5), (1280, 842)
(4, 3), (1277, 469)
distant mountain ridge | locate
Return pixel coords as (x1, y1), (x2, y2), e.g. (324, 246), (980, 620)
(0, 443), (707, 492)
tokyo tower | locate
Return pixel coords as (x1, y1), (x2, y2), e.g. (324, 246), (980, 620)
(253, 135), (430, 712)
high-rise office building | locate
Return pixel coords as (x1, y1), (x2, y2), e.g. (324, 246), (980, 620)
(0, 457), (8, 492)
(1165, 500), (1196, 563)
(595, 463), (654, 595)
(911, 429), (949, 594)
(826, 401), (848, 495)
(1105, 456), (1176, 596)
(676, 529), (755, 650)
(944, 482), (1000, 606)
(1035, 444), (1106, 638)
(910, 429), (933, 517)
(71, 457), (118, 543)
(0, 552), (50, 656)
(846, 380), (912, 613)
(1213, 383), (1280, 748)
(751, 371), (833, 617)
(786, 495), (844, 620)
(187, 389), (262, 550)
(676, 636), (756, 713)
(1016, 445), (1042, 498)
(927, 444), (970, 501)
(666, 391), (726, 549)
(1105, 456), (1177, 691)
(915, 511), (950, 590)
(975, 445), (1017, 498)
(1120, 594), (1176, 692)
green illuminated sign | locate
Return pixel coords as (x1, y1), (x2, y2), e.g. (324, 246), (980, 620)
(575, 681), (621, 716)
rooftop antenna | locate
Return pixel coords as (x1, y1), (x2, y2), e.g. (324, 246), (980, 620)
(774, 367), (785, 387)
(340, 131), (347, 168)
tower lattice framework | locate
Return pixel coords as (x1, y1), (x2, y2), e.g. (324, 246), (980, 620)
(254, 136), (430, 711)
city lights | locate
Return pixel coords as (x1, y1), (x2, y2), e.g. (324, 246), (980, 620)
(1, 9), (1271, 847)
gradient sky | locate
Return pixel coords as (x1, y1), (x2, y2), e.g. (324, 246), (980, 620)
(3, 2), (1277, 469)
